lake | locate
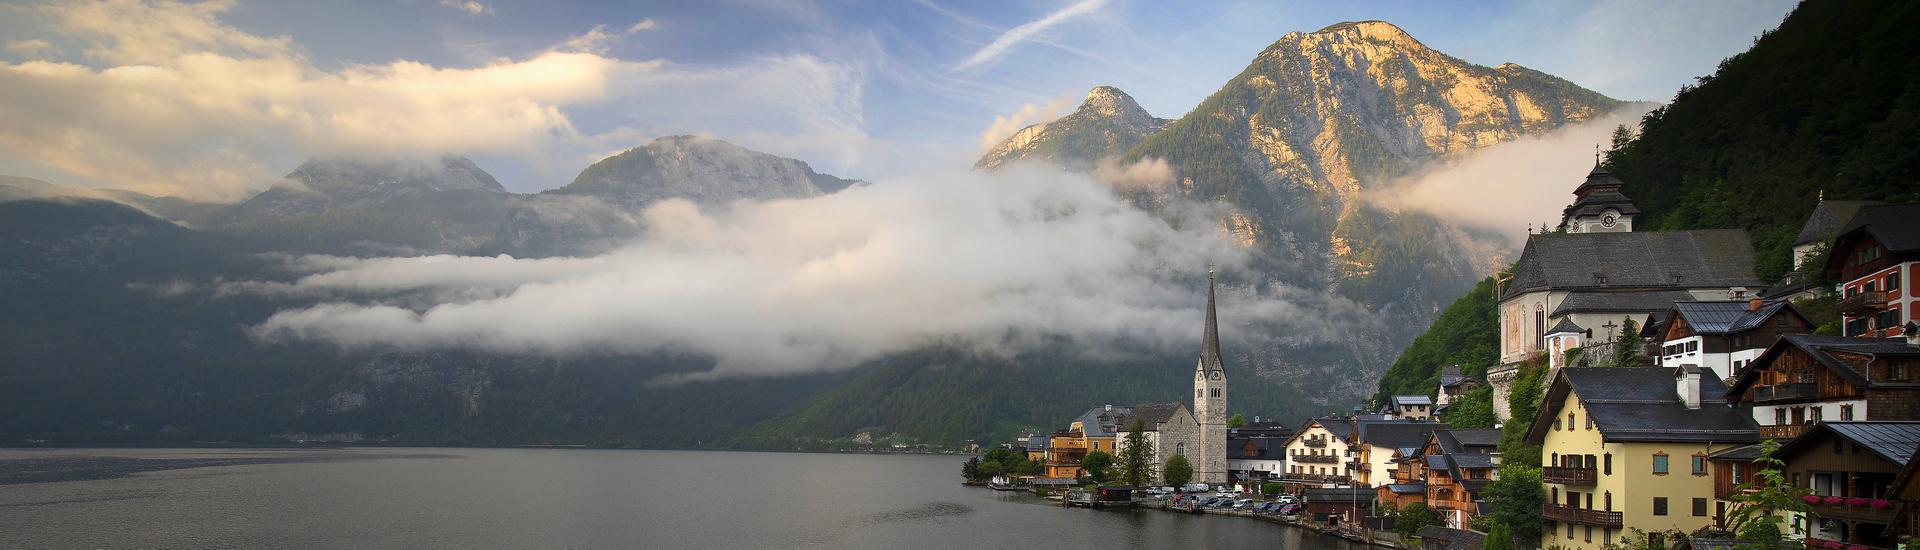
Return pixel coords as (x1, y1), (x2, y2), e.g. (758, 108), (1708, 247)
(0, 447), (1367, 549)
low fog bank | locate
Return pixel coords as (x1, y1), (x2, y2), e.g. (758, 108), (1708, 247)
(244, 164), (1376, 380)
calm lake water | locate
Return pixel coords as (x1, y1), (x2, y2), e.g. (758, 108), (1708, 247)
(0, 447), (1366, 549)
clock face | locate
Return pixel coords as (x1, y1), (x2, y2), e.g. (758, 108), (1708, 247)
(1601, 214), (1617, 227)
(1208, 372), (1222, 380)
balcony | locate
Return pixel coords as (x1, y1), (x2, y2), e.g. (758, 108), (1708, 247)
(1809, 499), (1901, 525)
(1541, 466), (1598, 486)
(1758, 424), (1808, 441)
(1302, 439), (1328, 448)
(1293, 454), (1340, 464)
(1542, 504), (1623, 526)
(1842, 290), (1894, 314)
(1280, 473), (1351, 484)
(1753, 383), (1820, 403)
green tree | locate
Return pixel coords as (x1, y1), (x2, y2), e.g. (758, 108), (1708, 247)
(1227, 413), (1246, 428)
(1610, 317), (1645, 368)
(1394, 502), (1444, 539)
(979, 460), (1005, 479)
(1082, 450), (1114, 483)
(1481, 522), (1511, 550)
(1440, 384), (1496, 429)
(1162, 454), (1193, 487)
(1724, 440), (1808, 542)
(1262, 482), (1283, 495)
(1480, 462), (1543, 547)
(962, 457), (981, 481)
(1116, 419), (1156, 488)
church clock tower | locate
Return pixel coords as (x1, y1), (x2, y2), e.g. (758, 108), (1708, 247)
(1192, 267), (1228, 485)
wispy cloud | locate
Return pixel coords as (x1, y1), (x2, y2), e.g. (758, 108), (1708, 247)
(438, 0), (493, 17)
(976, 93), (1075, 151)
(627, 18), (659, 33)
(953, 0), (1107, 71)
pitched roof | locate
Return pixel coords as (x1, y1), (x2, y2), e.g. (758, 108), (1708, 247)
(1793, 200), (1882, 246)
(1547, 318), (1585, 335)
(1071, 405), (1133, 437)
(1415, 526), (1488, 550)
(1552, 290), (1697, 316)
(1391, 395), (1433, 407)
(1726, 333), (1920, 397)
(1197, 269), (1224, 375)
(1441, 429), (1502, 450)
(1386, 483), (1425, 494)
(1438, 366), (1471, 388)
(1356, 420), (1451, 450)
(1527, 367), (1758, 444)
(1560, 165), (1641, 224)
(1228, 435), (1286, 460)
(1117, 402), (1190, 429)
(1502, 229), (1762, 301)
(1838, 203), (1920, 252)
(1777, 422), (1920, 466)
(1668, 299), (1804, 336)
(1706, 443), (1767, 461)
(1309, 418), (1356, 443)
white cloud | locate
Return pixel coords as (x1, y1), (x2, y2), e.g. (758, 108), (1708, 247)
(438, 0), (493, 16)
(0, 1), (866, 201)
(627, 18), (659, 33)
(976, 94), (1075, 151)
(5, 39), (55, 56)
(249, 165), (1362, 381)
(1090, 156), (1173, 193)
(1362, 106), (1655, 242)
(954, 0), (1107, 71)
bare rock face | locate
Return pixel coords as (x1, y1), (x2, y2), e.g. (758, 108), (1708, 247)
(552, 135), (840, 212)
(976, 86), (1171, 171)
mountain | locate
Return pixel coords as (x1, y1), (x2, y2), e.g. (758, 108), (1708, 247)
(1605, 0), (1920, 282)
(0, 175), (224, 227)
(551, 135), (852, 211)
(978, 20), (1623, 403)
(975, 86), (1171, 170)
(1376, 0), (1920, 407)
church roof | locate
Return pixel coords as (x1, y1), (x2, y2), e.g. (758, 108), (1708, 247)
(1502, 229), (1762, 301)
(1546, 317), (1584, 336)
(1560, 164), (1641, 227)
(1116, 402), (1190, 429)
(1551, 290), (1696, 316)
(1793, 200), (1882, 246)
(1197, 269), (1224, 374)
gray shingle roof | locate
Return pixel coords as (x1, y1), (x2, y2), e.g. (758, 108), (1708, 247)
(1392, 395), (1433, 407)
(1117, 402), (1190, 429)
(1727, 333), (1920, 397)
(1443, 429), (1502, 449)
(1438, 366), (1471, 388)
(1552, 290), (1698, 316)
(1706, 443), (1766, 461)
(1228, 435), (1287, 460)
(1386, 483), (1425, 494)
(1669, 299), (1800, 335)
(1357, 420), (1451, 450)
(1528, 367), (1758, 444)
(1547, 318), (1584, 335)
(1779, 422), (1920, 466)
(1793, 200), (1882, 246)
(1502, 229), (1762, 301)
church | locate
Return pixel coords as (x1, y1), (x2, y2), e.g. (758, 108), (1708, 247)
(1485, 163), (1763, 420)
(1061, 268), (1229, 485)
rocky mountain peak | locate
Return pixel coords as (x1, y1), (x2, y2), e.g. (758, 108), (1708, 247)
(552, 135), (846, 211)
(975, 86), (1170, 171)
(284, 155), (506, 196)
(1079, 86), (1150, 121)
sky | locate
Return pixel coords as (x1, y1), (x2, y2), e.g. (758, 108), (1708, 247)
(0, 0), (1798, 201)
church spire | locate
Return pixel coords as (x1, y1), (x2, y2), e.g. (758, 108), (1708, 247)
(1198, 266), (1223, 373)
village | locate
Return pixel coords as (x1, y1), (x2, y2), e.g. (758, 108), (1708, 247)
(962, 161), (1920, 550)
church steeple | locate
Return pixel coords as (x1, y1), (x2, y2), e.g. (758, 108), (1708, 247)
(1558, 161), (1640, 233)
(1198, 266), (1223, 375)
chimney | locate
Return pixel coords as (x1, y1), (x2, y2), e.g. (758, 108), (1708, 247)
(1677, 366), (1702, 409)
(1749, 297), (1765, 312)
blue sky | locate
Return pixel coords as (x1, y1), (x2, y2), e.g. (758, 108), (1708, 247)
(0, 0), (1796, 199)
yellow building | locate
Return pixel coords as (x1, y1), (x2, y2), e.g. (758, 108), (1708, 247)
(1526, 366), (1758, 549)
(1040, 406), (1128, 479)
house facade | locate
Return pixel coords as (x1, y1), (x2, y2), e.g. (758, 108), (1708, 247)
(1773, 422), (1920, 547)
(1724, 333), (1920, 442)
(1655, 299), (1811, 382)
(1527, 367), (1758, 549)
(1282, 418), (1357, 488)
(1825, 204), (1920, 339)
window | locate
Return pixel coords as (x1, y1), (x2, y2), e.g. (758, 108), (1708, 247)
(1811, 407), (1823, 423)
(1176, 442), (1185, 455)
(1211, 388), (1221, 397)
(1567, 522), (1575, 540)
(1842, 404), (1856, 421)
(1879, 308), (1901, 331)
(1604, 491), (1612, 511)
(1687, 340), (1699, 353)
(1775, 408), (1788, 425)
(1691, 454), (1707, 476)
(1858, 245), (1882, 264)
(1848, 317), (1871, 337)
(1652, 453), (1669, 475)
(1603, 453), (1612, 475)
(1653, 497), (1669, 516)
(1889, 273), (1902, 291)
(1693, 497), (1708, 517)
(1554, 418), (1563, 431)
(1587, 415), (1595, 430)
(1585, 526), (1592, 543)
(1536, 305), (1546, 349)
(1897, 363), (1910, 382)
(1569, 413), (1576, 430)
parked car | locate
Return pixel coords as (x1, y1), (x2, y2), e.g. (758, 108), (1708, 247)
(1277, 503), (1302, 516)
(1274, 494), (1298, 505)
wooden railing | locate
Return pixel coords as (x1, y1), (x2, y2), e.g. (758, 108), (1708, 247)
(1542, 466), (1598, 486)
(1293, 454), (1340, 464)
(1758, 424), (1807, 441)
(1280, 473), (1351, 484)
(1842, 290), (1893, 313)
(1753, 383), (1819, 403)
(1302, 439), (1329, 448)
(1542, 504), (1623, 526)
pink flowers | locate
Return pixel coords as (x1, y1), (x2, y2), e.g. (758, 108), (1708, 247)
(1803, 494), (1823, 505)
(1870, 498), (1893, 509)
(1822, 541), (1842, 549)
(1846, 497), (1870, 507)
(1824, 495), (1845, 505)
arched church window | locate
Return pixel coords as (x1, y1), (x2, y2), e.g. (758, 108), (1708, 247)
(1176, 442), (1185, 455)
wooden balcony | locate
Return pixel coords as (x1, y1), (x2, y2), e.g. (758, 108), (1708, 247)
(1280, 473), (1351, 484)
(1810, 502), (1900, 525)
(1293, 454), (1340, 464)
(1302, 439), (1328, 448)
(1541, 466), (1598, 486)
(1842, 290), (1894, 314)
(1753, 383), (1819, 403)
(1758, 424), (1807, 441)
(1542, 504), (1622, 526)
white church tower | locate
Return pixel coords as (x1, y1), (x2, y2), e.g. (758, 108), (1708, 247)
(1193, 267), (1228, 484)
